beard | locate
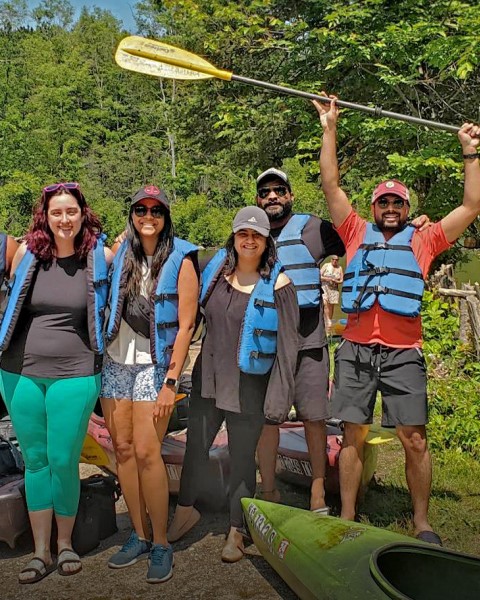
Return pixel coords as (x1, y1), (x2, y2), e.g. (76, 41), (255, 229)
(264, 199), (293, 222)
(374, 212), (408, 233)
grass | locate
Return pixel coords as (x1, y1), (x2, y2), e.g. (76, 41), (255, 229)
(357, 436), (480, 555)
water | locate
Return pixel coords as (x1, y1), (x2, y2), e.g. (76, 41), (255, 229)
(455, 252), (480, 285)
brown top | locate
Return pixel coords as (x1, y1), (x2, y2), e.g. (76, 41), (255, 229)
(191, 274), (299, 423)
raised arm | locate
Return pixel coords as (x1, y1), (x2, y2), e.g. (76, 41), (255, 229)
(440, 123), (480, 243)
(313, 95), (352, 228)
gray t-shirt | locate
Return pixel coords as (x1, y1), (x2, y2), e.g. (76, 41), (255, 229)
(1, 255), (102, 378)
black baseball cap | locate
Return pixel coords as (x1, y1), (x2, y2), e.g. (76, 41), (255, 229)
(130, 185), (170, 210)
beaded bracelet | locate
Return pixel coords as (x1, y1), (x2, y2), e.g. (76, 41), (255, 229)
(462, 152), (479, 159)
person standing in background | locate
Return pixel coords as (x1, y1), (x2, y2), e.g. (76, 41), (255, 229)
(321, 255), (343, 331)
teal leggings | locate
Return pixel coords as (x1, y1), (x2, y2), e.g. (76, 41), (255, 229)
(0, 370), (100, 516)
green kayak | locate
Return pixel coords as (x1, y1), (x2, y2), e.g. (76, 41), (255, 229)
(242, 499), (480, 600)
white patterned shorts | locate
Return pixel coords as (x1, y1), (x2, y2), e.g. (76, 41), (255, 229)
(101, 355), (167, 402)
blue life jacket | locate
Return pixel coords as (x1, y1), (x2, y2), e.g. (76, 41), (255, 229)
(201, 248), (283, 375)
(342, 224), (424, 317)
(105, 237), (198, 367)
(0, 233), (6, 285)
(276, 214), (321, 308)
(0, 235), (109, 352)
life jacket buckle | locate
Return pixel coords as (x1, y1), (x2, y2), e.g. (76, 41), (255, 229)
(373, 266), (389, 275)
(250, 350), (259, 359)
(373, 285), (389, 294)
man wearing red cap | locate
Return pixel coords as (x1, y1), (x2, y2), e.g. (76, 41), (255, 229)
(315, 95), (480, 545)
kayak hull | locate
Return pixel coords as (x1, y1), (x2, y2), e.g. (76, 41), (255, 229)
(81, 414), (230, 510)
(277, 422), (378, 494)
(242, 499), (480, 600)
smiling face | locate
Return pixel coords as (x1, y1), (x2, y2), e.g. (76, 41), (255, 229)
(256, 177), (294, 222)
(47, 192), (83, 244)
(372, 194), (410, 233)
(234, 228), (267, 263)
(131, 198), (166, 240)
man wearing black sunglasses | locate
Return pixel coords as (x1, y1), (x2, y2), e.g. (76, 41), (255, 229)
(315, 94), (480, 546)
(255, 167), (345, 514)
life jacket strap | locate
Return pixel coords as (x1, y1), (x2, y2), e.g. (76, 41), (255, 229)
(254, 298), (276, 308)
(345, 285), (423, 306)
(359, 242), (412, 252)
(156, 320), (179, 330)
(250, 350), (276, 359)
(344, 267), (423, 280)
(284, 262), (317, 270)
(294, 283), (322, 291)
(253, 328), (277, 336)
(154, 293), (179, 301)
(93, 278), (108, 289)
(276, 239), (306, 248)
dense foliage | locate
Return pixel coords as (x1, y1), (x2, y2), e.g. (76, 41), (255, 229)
(422, 291), (480, 458)
(0, 0), (478, 246)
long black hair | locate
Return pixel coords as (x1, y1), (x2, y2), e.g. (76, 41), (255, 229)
(222, 232), (277, 279)
(123, 206), (175, 300)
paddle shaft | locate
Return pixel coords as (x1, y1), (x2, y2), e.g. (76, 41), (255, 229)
(232, 74), (460, 134)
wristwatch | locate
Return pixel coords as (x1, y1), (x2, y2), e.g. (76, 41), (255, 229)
(163, 376), (180, 391)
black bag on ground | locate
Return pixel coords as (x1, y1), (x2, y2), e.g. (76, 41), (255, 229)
(69, 474), (120, 555)
(0, 435), (24, 476)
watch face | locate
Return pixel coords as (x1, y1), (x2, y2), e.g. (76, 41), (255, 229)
(165, 378), (177, 386)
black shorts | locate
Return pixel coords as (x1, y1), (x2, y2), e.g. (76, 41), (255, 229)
(293, 347), (330, 421)
(331, 340), (427, 427)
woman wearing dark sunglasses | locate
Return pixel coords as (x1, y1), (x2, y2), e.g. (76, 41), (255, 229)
(0, 182), (112, 583)
(100, 186), (199, 584)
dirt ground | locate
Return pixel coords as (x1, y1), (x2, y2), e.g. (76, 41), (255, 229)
(0, 464), (305, 600)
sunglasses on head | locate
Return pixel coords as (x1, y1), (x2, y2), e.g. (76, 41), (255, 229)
(257, 185), (289, 199)
(376, 197), (408, 209)
(133, 204), (165, 218)
(43, 182), (81, 195)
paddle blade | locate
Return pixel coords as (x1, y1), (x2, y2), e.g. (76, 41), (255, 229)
(116, 36), (232, 81)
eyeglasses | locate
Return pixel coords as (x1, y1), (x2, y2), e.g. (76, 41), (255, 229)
(257, 185), (289, 199)
(133, 204), (165, 218)
(43, 182), (81, 196)
(376, 197), (408, 209)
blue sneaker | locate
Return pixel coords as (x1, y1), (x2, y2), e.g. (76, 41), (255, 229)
(108, 531), (151, 569)
(146, 543), (174, 583)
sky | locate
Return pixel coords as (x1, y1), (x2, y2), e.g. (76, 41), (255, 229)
(27, 1), (138, 32)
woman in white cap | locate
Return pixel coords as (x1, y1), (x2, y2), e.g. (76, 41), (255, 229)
(100, 185), (199, 583)
(167, 206), (299, 562)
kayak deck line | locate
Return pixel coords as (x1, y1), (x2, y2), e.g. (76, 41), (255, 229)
(242, 498), (480, 600)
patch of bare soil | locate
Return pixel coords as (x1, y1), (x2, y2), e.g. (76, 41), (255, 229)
(0, 471), (304, 600)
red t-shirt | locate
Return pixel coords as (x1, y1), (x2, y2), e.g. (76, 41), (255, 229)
(336, 210), (452, 348)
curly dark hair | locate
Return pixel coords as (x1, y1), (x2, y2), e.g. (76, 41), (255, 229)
(25, 185), (102, 264)
(123, 205), (175, 300)
(223, 232), (277, 279)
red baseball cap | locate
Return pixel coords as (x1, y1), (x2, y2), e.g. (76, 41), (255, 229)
(371, 179), (410, 204)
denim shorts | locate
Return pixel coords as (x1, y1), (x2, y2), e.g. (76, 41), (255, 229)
(101, 355), (167, 402)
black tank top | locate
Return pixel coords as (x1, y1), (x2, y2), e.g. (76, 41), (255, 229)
(1, 255), (102, 378)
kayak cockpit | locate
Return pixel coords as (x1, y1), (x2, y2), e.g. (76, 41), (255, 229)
(370, 543), (480, 600)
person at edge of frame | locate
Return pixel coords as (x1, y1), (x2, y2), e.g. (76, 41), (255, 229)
(314, 92), (480, 545)
(167, 206), (299, 562)
(0, 181), (113, 583)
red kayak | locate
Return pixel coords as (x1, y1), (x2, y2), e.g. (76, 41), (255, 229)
(277, 422), (381, 494)
(81, 413), (230, 510)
